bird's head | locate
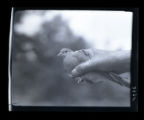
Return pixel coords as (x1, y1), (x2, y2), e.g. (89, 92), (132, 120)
(57, 48), (73, 57)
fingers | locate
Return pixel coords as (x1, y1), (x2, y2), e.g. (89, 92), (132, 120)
(71, 60), (91, 77)
(71, 68), (80, 77)
(73, 72), (105, 85)
(71, 50), (130, 77)
(71, 57), (99, 77)
(71, 49), (107, 77)
(109, 72), (130, 88)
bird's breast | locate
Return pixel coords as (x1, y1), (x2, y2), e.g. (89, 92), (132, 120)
(63, 55), (81, 73)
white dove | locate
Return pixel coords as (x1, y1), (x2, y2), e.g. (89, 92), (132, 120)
(57, 48), (130, 88)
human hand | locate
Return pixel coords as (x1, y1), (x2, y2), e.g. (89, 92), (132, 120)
(71, 48), (130, 87)
(71, 48), (130, 77)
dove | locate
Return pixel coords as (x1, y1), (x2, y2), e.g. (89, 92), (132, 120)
(57, 48), (90, 83)
(57, 48), (101, 73)
(57, 48), (130, 88)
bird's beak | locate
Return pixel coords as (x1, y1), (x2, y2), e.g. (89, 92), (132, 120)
(57, 52), (62, 56)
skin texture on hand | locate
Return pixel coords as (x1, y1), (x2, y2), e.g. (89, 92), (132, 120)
(71, 49), (130, 77)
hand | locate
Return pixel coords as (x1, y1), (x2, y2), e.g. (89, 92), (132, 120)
(71, 48), (130, 79)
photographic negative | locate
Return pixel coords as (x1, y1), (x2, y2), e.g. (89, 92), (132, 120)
(8, 8), (138, 111)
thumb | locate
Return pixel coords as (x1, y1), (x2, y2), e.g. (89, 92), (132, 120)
(71, 61), (92, 77)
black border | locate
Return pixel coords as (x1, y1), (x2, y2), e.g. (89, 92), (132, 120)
(8, 4), (139, 112)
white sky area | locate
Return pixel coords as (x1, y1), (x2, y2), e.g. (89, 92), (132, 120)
(15, 10), (133, 50)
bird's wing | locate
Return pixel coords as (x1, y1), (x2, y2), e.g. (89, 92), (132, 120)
(73, 49), (91, 63)
(77, 48), (97, 59)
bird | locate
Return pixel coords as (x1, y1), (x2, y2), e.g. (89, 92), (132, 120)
(57, 48), (90, 83)
(57, 48), (130, 88)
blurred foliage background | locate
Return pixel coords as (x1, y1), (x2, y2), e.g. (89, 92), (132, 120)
(12, 10), (130, 106)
